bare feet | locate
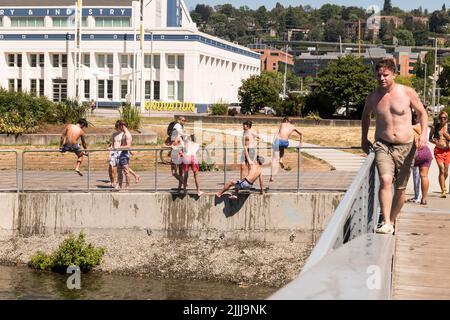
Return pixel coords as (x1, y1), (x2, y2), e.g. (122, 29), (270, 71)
(197, 191), (205, 196)
(74, 169), (83, 176)
(135, 175), (141, 184)
(279, 161), (285, 169)
(269, 177), (274, 182)
(420, 199), (427, 205)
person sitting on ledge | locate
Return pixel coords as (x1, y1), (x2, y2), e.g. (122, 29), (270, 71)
(216, 156), (265, 199)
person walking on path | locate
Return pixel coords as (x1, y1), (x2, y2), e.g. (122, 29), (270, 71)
(182, 134), (204, 196)
(429, 111), (450, 198)
(107, 120), (124, 189)
(407, 111), (432, 205)
(59, 119), (89, 176)
(240, 120), (261, 179)
(216, 155), (265, 199)
(361, 59), (428, 234)
(171, 134), (185, 193)
(269, 117), (303, 182)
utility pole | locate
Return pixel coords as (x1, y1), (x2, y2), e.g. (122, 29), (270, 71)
(431, 37), (438, 118)
(140, 0), (145, 112)
(421, 62), (427, 105)
(283, 45), (288, 98)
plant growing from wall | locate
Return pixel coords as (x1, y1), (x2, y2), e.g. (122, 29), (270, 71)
(119, 103), (142, 131)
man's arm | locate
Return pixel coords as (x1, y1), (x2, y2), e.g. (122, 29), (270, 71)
(409, 88), (428, 149)
(294, 128), (303, 145)
(361, 95), (374, 154)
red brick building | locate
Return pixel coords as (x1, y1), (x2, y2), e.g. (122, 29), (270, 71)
(249, 44), (294, 72)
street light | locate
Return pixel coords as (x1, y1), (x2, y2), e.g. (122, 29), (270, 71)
(429, 37), (438, 118)
(421, 61), (427, 105)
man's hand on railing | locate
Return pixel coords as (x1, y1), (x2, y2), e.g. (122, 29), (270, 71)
(361, 139), (373, 155)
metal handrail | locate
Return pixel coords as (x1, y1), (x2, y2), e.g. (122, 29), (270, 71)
(10, 145), (363, 192)
(0, 150), (19, 192)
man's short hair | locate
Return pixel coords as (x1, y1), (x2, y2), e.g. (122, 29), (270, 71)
(282, 117), (290, 123)
(78, 119), (88, 128)
(116, 120), (127, 128)
(375, 59), (397, 74)
(243, 120), (253, 128)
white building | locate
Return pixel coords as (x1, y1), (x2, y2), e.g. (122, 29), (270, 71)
(0, 0), (260, 113)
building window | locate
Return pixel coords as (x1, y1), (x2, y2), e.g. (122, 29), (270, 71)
(11, 17), (44, 28)
(154, 81), (160, 100)
(121, 80), (128, 99)
(52, 17), (87, 27)
(84, 80), (90, 99)
(107, 80), (113, 99)
(83, 54), (90, 67)
(95, 17), (130, 28)
(7, 54), (22, 67)
(30, 79), (37, 96)
(154, 55), (160, 69)
(97, 54), (113, 68)
(177, 81), (184, 101)
(167, 55), (175, 69)
(39, 79), (45, 96)
(52, 54), (67, 68)
(177, 55), (184, 69)
(144, 55), (151, 68)
(120, 55), (133, 68)
(145, 81), (151, 100)
(98, 80), (105, 99)
(144, 54), (160, 69)
(52, 79), (67, 102)
(30, 54), (37, 68)
(8, 79), (15, 91)
(17, 79), (22, 92)
(167, 81), (175, 100)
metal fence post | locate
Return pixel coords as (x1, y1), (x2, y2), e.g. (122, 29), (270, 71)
(21, 151), (26, 192)
(155, 149), (158, 192)
(296, 147), (301, 193)
(15, 151), (19, 193)
(223, 147), (227, 186)
(87, 151), (91, 192)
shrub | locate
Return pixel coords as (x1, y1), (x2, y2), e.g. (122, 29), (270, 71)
(29, 232), (105, 273)
(54, 98), (89, 124)
(199, 161), (215, 172)
(304, 111), (322, 121)
(228, 108), (238, 116)
(29, 251), (53, 271)
(119, 103), (142, 131)
(210, 102), (228, 115)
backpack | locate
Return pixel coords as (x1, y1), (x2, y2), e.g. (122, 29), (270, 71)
(167, 121), (176, 137)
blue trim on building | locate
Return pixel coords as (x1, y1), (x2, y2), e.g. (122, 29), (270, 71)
(0, 33), (260, 60)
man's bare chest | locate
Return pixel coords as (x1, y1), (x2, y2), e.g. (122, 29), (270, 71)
(375, 94), (411, 117)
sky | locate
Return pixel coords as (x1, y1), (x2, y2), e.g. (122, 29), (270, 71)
(184, 0), (447, 12)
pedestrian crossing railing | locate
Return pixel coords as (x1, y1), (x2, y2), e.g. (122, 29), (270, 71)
(0, 150), (18, 192)
(2, 146), (362, 192)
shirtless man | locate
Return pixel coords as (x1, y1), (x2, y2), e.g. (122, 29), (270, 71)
(59, 119), (89, 176)
(216, 155), (265, 199)
(361, 59), (428, 234)
(270, 117), (303, 182)
(241, 120), (261, 179)
(429, 111), (450, 198)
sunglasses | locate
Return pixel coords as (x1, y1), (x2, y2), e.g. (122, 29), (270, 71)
(439, 116), (448, 119)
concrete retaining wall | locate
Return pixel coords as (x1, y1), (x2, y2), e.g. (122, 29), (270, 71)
(0, 133), (157, 146)
(180, 114), (376, 127)
(0, 192), (343, 242)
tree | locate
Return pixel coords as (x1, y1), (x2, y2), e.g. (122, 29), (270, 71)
(193, 4), (213, 23)
(395, 75), (414, 87)
(383, 0), (392, 14)
(318, 4), (342, 23)
(324, 18), (345, 42)
(394, 29), (415, 46)
(255, 6), (269, 28)
(238, 72), (282, 114)
(429, 10), (450, 33)
(438, 57), (450, 96)
(305, 55), (377, 118)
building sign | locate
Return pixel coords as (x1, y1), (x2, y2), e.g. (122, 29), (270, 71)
(145, 101), (195, 113)
(0, 8), (131, 17)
